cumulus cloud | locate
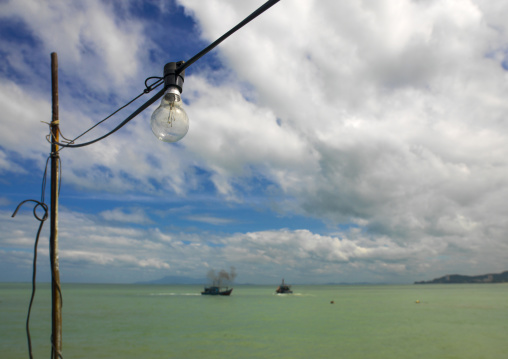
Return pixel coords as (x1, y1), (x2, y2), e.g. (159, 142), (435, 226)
(61, 250), (170, 269)
(0, 0), (147, 93)
(2, 0), (508, 283)
(181, 0), (508, 233)
(185, 214), (235, 225)
(100, 207), (154, 225)
(2, 203), (507, 283)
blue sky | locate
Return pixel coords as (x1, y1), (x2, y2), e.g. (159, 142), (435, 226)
(1, 0), (508, 285)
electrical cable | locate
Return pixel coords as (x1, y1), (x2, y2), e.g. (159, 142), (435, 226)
(175, 0), (280, 75)
(11, 199), (49, 359)
(49, 86), (165, 148)
(11, 154), (62, 359)
(45, 0), (280, 149)
(61, 77), (163, 148)
(47, 77), (165, 149)
(57, 92), (146, 148)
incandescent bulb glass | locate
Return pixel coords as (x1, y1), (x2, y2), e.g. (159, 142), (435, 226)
(151, 86), (189, 143)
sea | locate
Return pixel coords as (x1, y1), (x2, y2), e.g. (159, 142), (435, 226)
(1, 283), (507, 358)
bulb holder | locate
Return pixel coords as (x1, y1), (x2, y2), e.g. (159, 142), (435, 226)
(164, 61), (185, 93)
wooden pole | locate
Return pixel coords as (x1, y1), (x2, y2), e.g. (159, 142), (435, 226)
(50, 52), (62, 359)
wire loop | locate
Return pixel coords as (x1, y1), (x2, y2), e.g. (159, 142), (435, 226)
(33, 202), (49, 221)
(144, 76), (164, 93)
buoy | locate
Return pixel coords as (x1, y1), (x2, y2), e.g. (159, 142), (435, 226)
(415, 300), (420, 304)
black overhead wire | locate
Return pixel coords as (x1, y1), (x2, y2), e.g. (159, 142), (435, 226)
(175, 0), (281, 75)
(49, 0), (280, 149)
(49, 77), (165, 150)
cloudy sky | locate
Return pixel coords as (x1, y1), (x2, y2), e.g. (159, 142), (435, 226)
(1, 0), (508, 285)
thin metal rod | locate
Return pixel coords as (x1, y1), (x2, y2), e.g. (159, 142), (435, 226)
(50, 52), (62, 359)
(176, 0), (281, 74)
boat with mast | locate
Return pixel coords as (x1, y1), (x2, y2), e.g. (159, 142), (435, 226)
(275, 278), (293, 294)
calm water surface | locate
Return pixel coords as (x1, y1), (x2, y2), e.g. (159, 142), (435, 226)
(1, 283), (507, 358)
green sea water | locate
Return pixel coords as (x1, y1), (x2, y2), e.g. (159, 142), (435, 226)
(1, 283), (507, 358)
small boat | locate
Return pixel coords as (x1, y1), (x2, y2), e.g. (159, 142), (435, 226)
(276, 278), (293, 294)
(201, 281), (233, 296)
(201, 286), (233, 296)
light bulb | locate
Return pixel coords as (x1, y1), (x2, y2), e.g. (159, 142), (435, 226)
(151, 86), (189, 142)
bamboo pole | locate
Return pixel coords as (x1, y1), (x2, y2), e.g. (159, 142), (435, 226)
(50, 52), (62, 359)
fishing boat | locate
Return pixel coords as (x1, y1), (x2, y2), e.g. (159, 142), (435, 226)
(201, 286), (233, 296)
(201, 280), (233, 296)
(275, 278), (293, 294)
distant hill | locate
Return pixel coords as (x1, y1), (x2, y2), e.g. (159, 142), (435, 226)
(136, 275), (204, 285)
(415, 271), (508, 284)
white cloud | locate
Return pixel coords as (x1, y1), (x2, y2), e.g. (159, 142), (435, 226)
(185, 214), (235, 225)
(0, 197), (11, 206)
(100, 207), (154, 225)
(2, 204), (507, 283)
(2, 0), (508, 283)
(0, 0), (147, 93)
(177, 0), (508, 276)
(0, 82), (51, 159)
(61, 250), (170, 269)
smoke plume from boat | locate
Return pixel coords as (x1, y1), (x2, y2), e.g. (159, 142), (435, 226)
(206, 267), (237, 286)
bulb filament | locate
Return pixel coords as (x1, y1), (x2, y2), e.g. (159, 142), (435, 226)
(167, 102), (175, 127)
